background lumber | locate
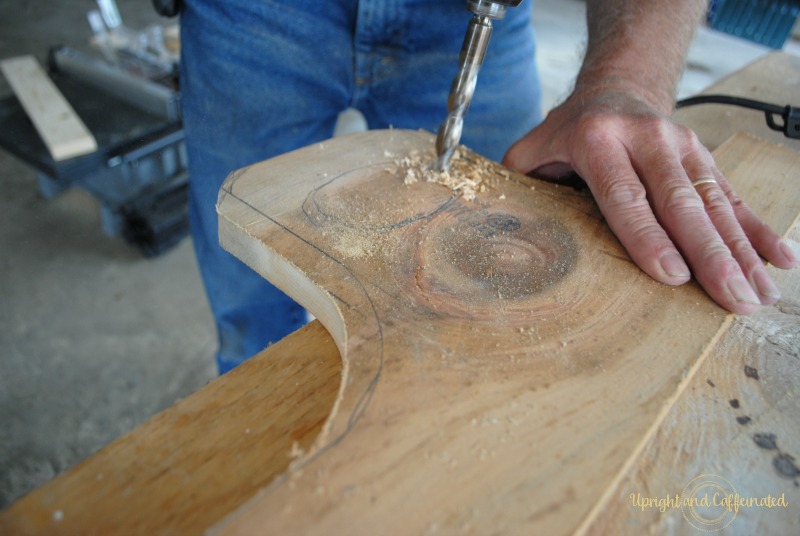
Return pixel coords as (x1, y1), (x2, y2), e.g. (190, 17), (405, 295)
(0, 56), (97, 160)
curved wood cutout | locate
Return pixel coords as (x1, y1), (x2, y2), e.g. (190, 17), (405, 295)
(215, 130), (730, 535)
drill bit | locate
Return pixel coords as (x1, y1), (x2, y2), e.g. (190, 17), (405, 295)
(434, 14), (493, 172)
(435, 1), (521, 172)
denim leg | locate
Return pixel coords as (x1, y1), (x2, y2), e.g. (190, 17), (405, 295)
(181, 0), (356, 373)
(353, 0), (541, 161)
(181, 0), (541, 374)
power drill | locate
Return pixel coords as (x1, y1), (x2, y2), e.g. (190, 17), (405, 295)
(435, 0), (523, 172)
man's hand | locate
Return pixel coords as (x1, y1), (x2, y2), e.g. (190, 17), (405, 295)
(502, 88), (797, 314)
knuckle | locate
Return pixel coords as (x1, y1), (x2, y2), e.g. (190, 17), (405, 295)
(701, 188), (731, 215)
(725, 188), (745, 210)
(678, 125), (703, 150)
(648, 117), (675, 140)
(658, 181), (703, 216)
(634, 116), (681, 149)
(597, 177), (648, 209)
(574, 114), (617, 146)
(727, 235), (757, 263)
(629, 219), (668, 246)
(695, 237), (737, 272)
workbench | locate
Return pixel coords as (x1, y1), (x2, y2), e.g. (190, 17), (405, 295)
(1, 52), (798, 536)
(0, 49), (187, 257)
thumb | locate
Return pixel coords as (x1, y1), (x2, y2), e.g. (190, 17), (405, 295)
(502, 128), (575, 180)
(502, 129), (543, 173)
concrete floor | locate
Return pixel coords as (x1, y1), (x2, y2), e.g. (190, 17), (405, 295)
(1, 0), (798, 510)
(0, 1), (217, 509)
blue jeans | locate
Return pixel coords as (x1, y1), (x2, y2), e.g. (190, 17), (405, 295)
(181, 0), (542, 374)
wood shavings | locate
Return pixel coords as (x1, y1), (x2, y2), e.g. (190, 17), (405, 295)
(393, 146), (508, 201)
(289, 441), (305, 459)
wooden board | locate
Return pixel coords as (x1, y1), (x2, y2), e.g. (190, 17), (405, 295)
(0, 56), (97, 161)
(2, 53), (798, 535)
(211, 129), (799, 535)
(1, 137), (796, 536)
(674, 52), (800, 153)
(585, 134), (800, 535)
(0, 321), (340, 535)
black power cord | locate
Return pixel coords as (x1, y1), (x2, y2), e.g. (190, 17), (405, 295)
(675, 94), (800, 139)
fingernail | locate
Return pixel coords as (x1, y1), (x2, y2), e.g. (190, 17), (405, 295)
(727, 275), (761, 305)
(660, 252), (690, 278)
(753, 268), (780, 301)
(779, 242), (797, 265)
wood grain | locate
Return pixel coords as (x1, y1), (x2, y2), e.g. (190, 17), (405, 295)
(0, 320), (341, 535)
(0, 56), (97, 160)
(209, 129), (798, 535)
(585, 134), (800, 535)
(1, 54), (797, 536)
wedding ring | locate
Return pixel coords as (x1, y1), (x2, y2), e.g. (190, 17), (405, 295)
(691, 177), (717, 188)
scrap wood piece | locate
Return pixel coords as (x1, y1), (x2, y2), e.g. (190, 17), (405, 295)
(211, 128), (800, 535)
(1, 55), (97, 161)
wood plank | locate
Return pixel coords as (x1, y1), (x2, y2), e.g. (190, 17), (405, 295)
(584, 135), (800, 534)
(674, 52), (800, 152)
(2, 132), (793, 535)
(0, 320), (341, 535)
(0, 56), (97, 161)
(1, 53), (797, 536)
(208, 129), (798, 535)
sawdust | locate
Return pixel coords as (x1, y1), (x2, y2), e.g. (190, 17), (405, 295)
(333, 229), (388, 259)
(318, 187), (392, 260)
(324, 142), (516, 263)
(389, 147), (510, 201)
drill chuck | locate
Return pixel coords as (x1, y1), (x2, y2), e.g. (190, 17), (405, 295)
(467, 0), (523, 20)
